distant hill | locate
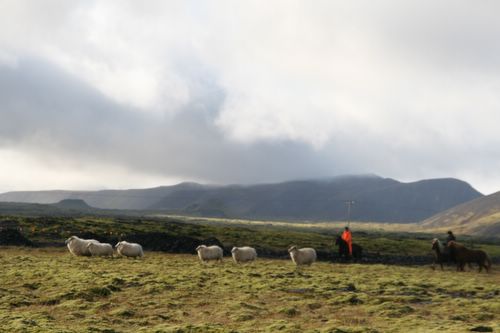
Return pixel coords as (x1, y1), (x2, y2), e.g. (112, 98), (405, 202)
(0, 199), (146, 217)
(421, 191), (500, 236)
(0, 175), (482, 223)
(0, 186), (177, 210)
(0, 201), (87, 217)
(51, 199), (93, 210)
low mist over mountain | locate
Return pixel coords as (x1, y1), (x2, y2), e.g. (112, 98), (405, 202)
(422, 190), (500, 236)
(0, 175), (482, 223)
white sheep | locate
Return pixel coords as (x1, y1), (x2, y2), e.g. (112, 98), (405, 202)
(195, 245), (223, 263)
(87, 242), (114, 257)
(231, 246), (257, 263)
(115, 241), (144, 258)
(288, 245), (317, 266)
(65, 236), (100, 256)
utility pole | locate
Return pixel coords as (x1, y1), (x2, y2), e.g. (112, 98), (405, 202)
(345, 200), (355, 228)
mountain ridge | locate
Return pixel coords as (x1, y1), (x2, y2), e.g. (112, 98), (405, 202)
(0, 175), (483, 223)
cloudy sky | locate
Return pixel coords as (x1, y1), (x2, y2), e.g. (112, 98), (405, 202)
(1, 1), (500, 194)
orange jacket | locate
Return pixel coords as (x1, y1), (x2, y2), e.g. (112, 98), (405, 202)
(342, 230), (353, 255)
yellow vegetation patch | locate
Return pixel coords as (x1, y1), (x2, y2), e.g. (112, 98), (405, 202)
(0, 247), (498, 332)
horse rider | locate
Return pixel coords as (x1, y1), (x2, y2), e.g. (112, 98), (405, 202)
(446, 230), (456, 245)
(444, 230), (457, 263)
(341, 226), (353, 256)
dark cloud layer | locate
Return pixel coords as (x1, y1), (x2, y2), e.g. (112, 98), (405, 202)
(0, 58), (341, 185)
(2, 1), (500, 193)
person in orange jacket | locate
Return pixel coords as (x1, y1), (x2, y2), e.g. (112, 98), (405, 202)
(341, 226), (353, 256)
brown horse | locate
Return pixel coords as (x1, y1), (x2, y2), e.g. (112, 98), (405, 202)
(448, 241), (492, 273)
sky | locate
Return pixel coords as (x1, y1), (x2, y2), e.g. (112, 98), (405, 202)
(1, 1), (500, 194)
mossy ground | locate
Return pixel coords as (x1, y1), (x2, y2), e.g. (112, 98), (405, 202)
(0, 247), (498, 333)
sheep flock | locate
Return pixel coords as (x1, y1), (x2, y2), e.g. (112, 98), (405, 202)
(65, 236), (143, 258)
(65, 235), (317, 267)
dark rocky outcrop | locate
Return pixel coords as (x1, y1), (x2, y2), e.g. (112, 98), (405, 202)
(0, 229), (33, 246)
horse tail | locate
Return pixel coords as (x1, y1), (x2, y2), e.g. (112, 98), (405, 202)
(484, 253), (492, 272)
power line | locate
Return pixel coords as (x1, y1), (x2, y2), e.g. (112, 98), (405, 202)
(345, 200), (355, 227)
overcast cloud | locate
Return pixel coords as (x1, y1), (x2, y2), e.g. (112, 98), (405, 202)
(1, 0), (500, 194)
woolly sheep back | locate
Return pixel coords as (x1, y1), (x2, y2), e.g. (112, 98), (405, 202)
(65, 236), (100, 256)
(231, 246), (257, 263)
(288, 245), (317, 266)
(115, 241), (144, 258)
(87, 242), (114, 257)
(196, 245), (223, 262)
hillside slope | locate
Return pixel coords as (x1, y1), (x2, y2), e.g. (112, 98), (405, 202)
(0, 183), (202, 210)
(148, 176), (482, 222)
(421, 191), (500, 236)
(0, 199), (103, 217)
(0, 175), (482, 223)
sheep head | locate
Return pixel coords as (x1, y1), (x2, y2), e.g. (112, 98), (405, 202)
(65, 236), (77, 245)
(195, 245), (206, 252)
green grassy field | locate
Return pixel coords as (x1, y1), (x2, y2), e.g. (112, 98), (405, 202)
(0, 247), (498, 333)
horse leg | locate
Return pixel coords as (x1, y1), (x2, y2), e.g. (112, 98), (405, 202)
(437, 257), (444, 270)
(479, 259), (489, 273)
